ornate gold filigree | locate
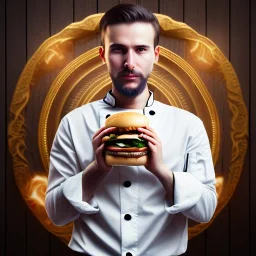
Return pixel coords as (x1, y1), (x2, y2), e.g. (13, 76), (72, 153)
(8, 13), (248, 243)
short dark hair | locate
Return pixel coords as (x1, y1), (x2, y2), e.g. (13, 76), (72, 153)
(99, 4), (160, 48)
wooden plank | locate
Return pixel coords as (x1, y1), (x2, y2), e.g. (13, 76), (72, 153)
(74, 0), (97, 22)
(159, 0), (183, 21)
(98, 0), (119, 13)
(49, 1), (76, 255)
(159, 0), (184, 59)
(26, 0), (51, 255)
(207, 0), (229, 58)
(0, 0), (6, 254)
(74, 0), (98, 57)
(206, 1), (230, 255)
(51, 0), (73, 35)
(250, 1), (256, 255)
(250, 0), (256, 254)
(6, 0), (27, 255)
(50, 0), (74, 93)
(229, 0), (250, 255)
(183, 1), (206, 255)
(120, 0), (138, 5)
(184, 0), (205, 35)
(139, 0), (158, 13)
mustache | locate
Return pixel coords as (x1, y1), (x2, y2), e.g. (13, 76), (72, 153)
(118, 68), (141, 76)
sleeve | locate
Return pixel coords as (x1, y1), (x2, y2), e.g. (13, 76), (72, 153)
(45, 117), (99, 227)
(165, 119), (217, 223)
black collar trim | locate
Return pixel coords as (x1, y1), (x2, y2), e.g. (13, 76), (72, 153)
(103, 90), (154, 108)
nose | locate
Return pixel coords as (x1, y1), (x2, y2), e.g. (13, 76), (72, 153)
(124, 50), (135, 70)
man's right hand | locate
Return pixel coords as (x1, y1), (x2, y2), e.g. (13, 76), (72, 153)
(92, 126), (117, 172)
(82, 126), (116, 202)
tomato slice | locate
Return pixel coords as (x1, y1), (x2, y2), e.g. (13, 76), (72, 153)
(105, 146), (147, 152)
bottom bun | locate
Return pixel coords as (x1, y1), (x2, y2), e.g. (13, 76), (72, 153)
(105, 154), (147, 166)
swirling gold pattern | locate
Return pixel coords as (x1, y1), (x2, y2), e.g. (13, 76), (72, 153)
(8, 13), (248, 243)
(38, 46), (220, 172)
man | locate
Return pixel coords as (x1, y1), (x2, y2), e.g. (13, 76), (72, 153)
(45, 4), (217, 256)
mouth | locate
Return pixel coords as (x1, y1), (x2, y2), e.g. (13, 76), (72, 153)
(120, 73), (139, 80)
(121, 75), (138, 78)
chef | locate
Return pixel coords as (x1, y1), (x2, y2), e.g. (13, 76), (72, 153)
(45, 3), (217, 256)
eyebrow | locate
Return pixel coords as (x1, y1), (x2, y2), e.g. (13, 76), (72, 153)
(109, 44), (125, 49)
(109, 44), (151, 49)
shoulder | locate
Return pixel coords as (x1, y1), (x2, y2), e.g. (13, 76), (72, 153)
(62, 99), (104, 123)
(154, 101), (202, 126)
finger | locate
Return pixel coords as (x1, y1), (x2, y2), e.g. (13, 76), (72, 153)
(95, 143), (112, 170)
(147, 141), (159, 153)
(93, 126), (116, 140)
(93, 127), (116, 147)
(138, 127), (157, 140)
(95, 142), (105, 155)
(93, 126), (106, 139)
(138, 126), (160, 141)
(137, 127), (153, 135)
(139, 132), (159, 146)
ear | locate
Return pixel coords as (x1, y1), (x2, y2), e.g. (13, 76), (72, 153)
(154, 46), (160, 63)
(99, 46), (106, 62)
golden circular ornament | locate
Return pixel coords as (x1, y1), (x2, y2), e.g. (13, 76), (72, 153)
(8, 13), (248, 243)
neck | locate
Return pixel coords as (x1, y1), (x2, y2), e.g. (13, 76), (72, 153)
(112, 86), (150, 109)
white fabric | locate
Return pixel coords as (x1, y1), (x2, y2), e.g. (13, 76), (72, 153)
(45, 91), (217, 256)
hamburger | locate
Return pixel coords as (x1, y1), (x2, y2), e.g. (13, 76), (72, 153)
(102, 112), (149, 166)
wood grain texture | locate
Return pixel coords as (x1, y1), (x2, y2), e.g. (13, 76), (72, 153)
(250, 1), (256, 255)
(139, 0), (159, 13)
(6, 0), (27, 255)
(229, 0), (250, 255)
(49, 1), (75, 255)
(98, 0), (119, 12)
(3, 0), (254, 255)
(0, 0), (6, 254)
(26, 1), (51, 255)
(184, 0), (205, 35)
(183, 1), (206, 255)
(74, 0), (98, 57)
(120, 0), (138, 4)
(206, 1), (230, 255)
(159, 0), (183, 21)
(51, 0), (73, 35)
(207, 0), (229, 58)
(159, 0), (184, 60)
(74, 0), (97, 21)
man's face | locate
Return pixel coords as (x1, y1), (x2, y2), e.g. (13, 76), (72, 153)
(99, 22), (160, 97)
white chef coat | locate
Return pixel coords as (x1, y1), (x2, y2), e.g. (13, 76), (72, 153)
(45, 90), (217, 256)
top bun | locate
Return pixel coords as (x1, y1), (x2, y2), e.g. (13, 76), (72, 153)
(105, 112), (149, 128)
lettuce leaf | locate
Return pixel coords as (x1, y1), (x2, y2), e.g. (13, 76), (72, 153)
(109, 138), (147, 148)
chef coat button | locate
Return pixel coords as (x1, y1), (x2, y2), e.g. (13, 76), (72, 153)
(106, 114), (111, 119)
(126, 253), (133, 256)
(123, 181), (131, 187)
(124, 214), (132, 221)
(149, 110), (155, 115)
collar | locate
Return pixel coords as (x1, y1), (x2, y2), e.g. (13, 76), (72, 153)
(103, 90), (154, 108)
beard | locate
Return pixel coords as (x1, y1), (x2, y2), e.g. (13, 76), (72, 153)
(111, 69), (149, 97)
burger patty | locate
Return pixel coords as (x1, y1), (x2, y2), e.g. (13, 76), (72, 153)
(105, 146), (147, 152)
(105, 150), (148, 158)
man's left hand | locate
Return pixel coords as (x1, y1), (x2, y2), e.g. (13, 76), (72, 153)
(137, 126), (164, 175)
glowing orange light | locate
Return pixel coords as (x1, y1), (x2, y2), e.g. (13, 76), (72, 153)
(28, 175), (48, 207)
(215, 175), (224, 198)
(190, 41), (215, 68)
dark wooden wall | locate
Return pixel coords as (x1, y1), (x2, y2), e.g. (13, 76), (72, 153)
(1, 0), (255, 255)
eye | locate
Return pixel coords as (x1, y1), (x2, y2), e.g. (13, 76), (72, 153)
(136, 47), (146, 52)
(111, 47), (124, 53)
